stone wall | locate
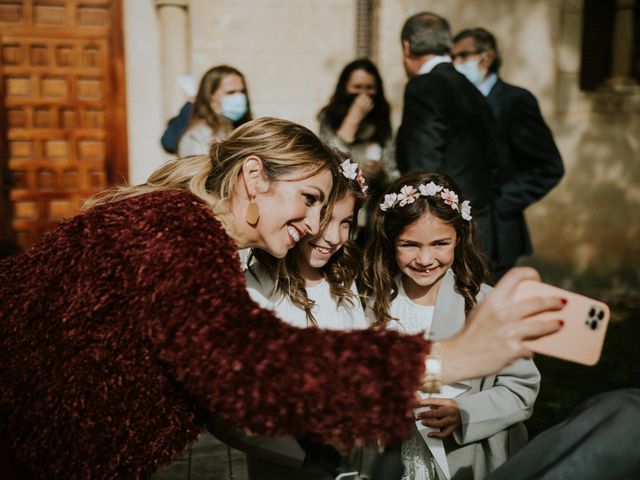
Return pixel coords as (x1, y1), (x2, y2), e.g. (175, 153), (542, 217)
(123, 0), (166, 184)
(531, 0), (640, 294)
(188, 0), (357, 129)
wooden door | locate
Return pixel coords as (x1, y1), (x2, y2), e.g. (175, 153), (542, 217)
(0, 0), (127, 251)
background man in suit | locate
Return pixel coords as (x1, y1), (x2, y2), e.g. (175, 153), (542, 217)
(396, 12), (500, 259)
(452, 28), (564, 279)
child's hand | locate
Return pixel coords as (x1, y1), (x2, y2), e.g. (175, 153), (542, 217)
(416, 398), (461, 439)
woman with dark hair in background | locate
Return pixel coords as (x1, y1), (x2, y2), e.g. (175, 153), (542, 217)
(318, 59), (398, 196)
(177, 65), (253, 157)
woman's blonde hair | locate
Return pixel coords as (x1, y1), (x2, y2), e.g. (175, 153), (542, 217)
(250, 148), (367, 325)
(86, 118), (340, 239)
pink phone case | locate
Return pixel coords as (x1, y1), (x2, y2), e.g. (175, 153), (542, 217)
(513, 280), (610, 366)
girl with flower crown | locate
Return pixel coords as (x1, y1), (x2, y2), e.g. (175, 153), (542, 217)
(212, 152), (373, 479)
(245, 152), (368, 330)
(360, 171), (541, 480)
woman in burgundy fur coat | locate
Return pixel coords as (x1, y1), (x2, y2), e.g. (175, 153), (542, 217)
(0, 117), (562, 479)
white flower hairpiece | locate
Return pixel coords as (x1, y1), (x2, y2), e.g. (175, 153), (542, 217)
(379, 181), (472, 221)
(339, 159), (368, 193)
(460, 200), (472, 221)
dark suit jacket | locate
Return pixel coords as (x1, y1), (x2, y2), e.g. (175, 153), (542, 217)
(396, 62), (500, 257)
(160, 101), (193, 154)
(487, 79), (564, 270)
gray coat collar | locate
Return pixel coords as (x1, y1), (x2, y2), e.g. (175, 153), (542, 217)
(430, 270), (493, 388)
(430, 270), (466, 341)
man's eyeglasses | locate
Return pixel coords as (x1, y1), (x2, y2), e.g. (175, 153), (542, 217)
(451, 50), (485, 61)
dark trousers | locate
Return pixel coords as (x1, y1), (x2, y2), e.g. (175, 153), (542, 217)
(489, 389), (640, 480)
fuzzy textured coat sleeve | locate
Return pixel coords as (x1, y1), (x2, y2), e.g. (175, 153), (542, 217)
(139, 193), (429, 445)
(0, 190), (429, 479)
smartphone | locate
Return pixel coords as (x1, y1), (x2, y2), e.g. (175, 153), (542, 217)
(513, 280), (610, 365)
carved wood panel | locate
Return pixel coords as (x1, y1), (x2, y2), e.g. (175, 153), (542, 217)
(0, 0), (127, 250)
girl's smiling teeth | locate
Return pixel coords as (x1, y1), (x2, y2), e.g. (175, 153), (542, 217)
(310, 242), (332, 255)
(411, 264), (439, 274)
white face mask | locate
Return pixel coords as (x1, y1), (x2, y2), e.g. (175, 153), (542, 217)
(455, 59), (486, 88)
(220, 92), (248, 122)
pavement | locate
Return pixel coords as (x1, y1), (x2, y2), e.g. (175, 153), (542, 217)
(152, 434), (248, 480)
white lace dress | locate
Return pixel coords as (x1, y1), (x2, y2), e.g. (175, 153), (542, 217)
(401, 430), (438, 480)
(386, 279), (439, 480)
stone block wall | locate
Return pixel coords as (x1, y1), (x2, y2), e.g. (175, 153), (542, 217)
(188, 0), (357, 129)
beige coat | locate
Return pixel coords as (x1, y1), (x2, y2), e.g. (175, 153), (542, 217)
(430, 271), (541, 480)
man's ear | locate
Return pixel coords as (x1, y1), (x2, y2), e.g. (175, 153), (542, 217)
(240, 155), (269, 197)
(483, 48), (496, 70)
(402, 40), (412, 59)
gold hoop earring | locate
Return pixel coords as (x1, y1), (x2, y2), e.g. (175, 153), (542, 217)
(246, 196), (260, 225)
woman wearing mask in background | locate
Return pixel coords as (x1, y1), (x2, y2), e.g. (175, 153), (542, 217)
(177, 65), (252, 157)
(318, 59), (398, 197)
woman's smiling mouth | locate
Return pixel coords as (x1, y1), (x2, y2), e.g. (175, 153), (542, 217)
(287, 224), (303, 245)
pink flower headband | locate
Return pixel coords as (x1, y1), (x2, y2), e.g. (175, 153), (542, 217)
(379, 181), (472, 221)
(340, 159), (368, 193)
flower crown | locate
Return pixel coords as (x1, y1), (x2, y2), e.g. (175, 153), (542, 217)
(379, 182), (472, 221)
(340, 159), (368, 193)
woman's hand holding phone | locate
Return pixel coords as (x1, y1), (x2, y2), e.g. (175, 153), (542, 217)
(432, 267), (565, 387)
(514, 279), (610, 365)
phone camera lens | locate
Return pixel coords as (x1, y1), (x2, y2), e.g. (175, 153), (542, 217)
(589, 320), (599, 330)
(597, 309), (604, 320)
(589, 307), (596, 317)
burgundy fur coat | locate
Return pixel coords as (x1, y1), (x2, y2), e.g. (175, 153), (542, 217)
(0, 190), (429, 479)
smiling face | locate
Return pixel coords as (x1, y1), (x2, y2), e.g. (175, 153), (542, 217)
(252, 168), (334, 259)
(295, 193), (355, 277)
(395, 212), (457, 304)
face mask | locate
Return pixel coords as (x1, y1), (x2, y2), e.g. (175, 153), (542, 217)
(220, 92), (248, 122)
(455, 59), (485, 88)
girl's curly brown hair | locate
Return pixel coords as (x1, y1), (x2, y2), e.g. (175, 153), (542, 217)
(359, 171), (490, 326)
(249, 148), (368, 325)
